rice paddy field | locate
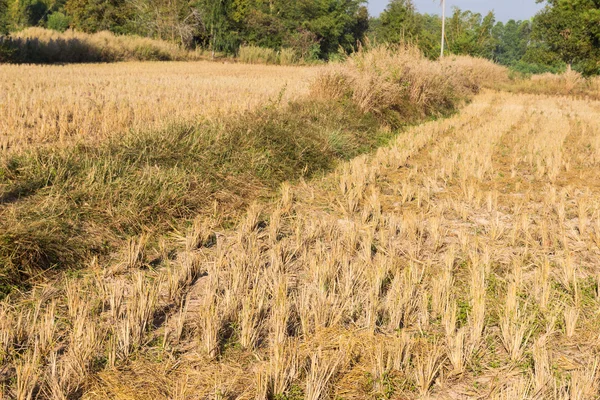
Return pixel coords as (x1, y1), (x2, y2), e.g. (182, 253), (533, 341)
(0, 61), (315, 150)
(1, 49), (600, 400)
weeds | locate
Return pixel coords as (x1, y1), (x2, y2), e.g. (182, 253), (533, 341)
(238, 45), (299, 65)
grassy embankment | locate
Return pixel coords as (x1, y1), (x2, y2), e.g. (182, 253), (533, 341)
(0, 28), (316, 65)
(501, 68), (600, 100)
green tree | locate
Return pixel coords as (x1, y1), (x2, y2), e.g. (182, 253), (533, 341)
(7, 0), (49, 29)
(414, 13), (442, 58)
(240, 7), (287, 48)
(0, 0), (9, 33)
(531, 0), (600, 74)
(195, 0), (239, 54)
(492, 20), (531, 65)
(446, 8), (496, 58)
(65, 0), (131, 32)
(126, 0), (201, 46)
(47, 10), (70, 31)
(295, 0), (368, 58)
(285, 27), (321, 60)
(227, 0), (368, 59)
(375, 0), (419, 44)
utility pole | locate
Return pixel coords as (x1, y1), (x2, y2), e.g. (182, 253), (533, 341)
(440, 0), (446, 58)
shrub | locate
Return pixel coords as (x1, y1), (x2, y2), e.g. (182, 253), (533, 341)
(311, 45), (506, 126)
(278, 48), (297, 65)
(499, 68), (600, 99)
(590, 76), (600, 94)
(46, 12), (71, 32)
(531, 68), (584, 94)
(238, 45), (300, 65)
(510, 60), (567, 76)
(239, 45), (278, 64)
(0, 36), (16, 62)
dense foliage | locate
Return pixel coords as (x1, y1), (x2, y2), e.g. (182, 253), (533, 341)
(0, 0), (369, 59)
(530, 0), (600, 75)
(0, 0), (597, 71)
(372, 0), (598, 75)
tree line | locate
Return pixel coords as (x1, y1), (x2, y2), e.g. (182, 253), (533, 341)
(0, 0), (598, 73)
(373, 0), (599, 75)
(0, 0), (369, 61)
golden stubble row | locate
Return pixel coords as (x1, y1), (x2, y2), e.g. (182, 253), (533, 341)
(0, 61), (316, 151)
(3, 91), (600, 399)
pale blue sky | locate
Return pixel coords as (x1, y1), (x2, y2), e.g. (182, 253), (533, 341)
(367, 0), (546, 22)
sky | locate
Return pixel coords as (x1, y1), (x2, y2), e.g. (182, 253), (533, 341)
(367, 0), (545, 22)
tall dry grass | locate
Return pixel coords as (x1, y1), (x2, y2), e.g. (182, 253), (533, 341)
(439, 54), (511, 89)
(0, 27), (199, 63)
(311, 45), (509, 125)
(499, 68), (600, 100)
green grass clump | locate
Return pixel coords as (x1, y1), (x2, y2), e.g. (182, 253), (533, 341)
(510, 60), (567, 76)
(238, 45), (299, 65)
